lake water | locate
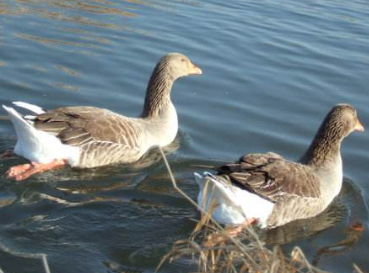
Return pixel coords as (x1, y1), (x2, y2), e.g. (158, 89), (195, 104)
(0, 0), (368, 272)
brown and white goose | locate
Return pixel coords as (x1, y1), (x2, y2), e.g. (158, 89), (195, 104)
(195, 104), (364, 230)
(3, 53), (202, 181)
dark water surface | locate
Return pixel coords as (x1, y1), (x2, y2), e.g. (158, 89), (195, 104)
(0, 0), (368, 272)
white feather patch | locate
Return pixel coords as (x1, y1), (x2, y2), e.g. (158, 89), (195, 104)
(13, 101), (45, 114)
(195, 172), (275, 227)
(3, 105), (80, 165)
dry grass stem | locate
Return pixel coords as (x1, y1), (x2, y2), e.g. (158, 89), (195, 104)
(0, 240), (50, 273)
(353, 264), (365, 273)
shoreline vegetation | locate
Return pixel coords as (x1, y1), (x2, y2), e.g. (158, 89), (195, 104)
(157, 147), (364, 273)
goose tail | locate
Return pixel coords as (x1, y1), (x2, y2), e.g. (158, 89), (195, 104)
(2, 104), (36, 140)
(194, 172), (275, 227)
(3, 101), (47, 140)
(195, 172), (236, 203)
(2, 103), (75, 163)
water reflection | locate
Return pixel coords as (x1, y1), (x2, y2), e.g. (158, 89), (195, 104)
(16, 33), (101, 48)
(50, 0), (136, 17)
(50, 81), (79, 92)
(312, 222), (364, 267)
(0, 0), (368, 271)
(55, 65), (79, 77)
(3, 0), (166, 54)
(3, 0), (173, 20)
(10, 0), (136, 18)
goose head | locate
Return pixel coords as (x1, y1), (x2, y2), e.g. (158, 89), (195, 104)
(325, 104), (364, 139)
(158, 53), (202, 81)
(300, 104), (364, 165)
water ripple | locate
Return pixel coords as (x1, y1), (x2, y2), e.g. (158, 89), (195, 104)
(0, 0), (369, 272)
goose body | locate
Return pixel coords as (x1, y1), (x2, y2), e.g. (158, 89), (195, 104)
(195, 104), (364, 229)
(3, 104), (176, 168)
(3, 53), (202, 180)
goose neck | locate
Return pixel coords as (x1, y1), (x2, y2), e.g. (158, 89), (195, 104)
(300, 123), (343, 167)
(141, 69), (174, 118)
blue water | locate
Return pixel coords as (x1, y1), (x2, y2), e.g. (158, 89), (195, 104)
(0, 0), (368, 272)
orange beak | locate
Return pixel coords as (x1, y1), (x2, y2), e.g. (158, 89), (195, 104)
(189, 63), (202, 75)
(354, 119), (364, 132)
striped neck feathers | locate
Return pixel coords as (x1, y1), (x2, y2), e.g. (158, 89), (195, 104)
(300, 114), (346, 166)
(141, 62), (174, 118)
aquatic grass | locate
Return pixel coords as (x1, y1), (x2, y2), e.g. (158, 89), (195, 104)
(156, 146), (361, 273)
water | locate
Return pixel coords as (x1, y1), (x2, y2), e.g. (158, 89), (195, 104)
(0, 0), (368, 272)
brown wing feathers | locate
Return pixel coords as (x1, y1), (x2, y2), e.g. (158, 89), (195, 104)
(33, 107), (142, 149)
(34, 109), (94, 146)
(217, 153), (321, 202)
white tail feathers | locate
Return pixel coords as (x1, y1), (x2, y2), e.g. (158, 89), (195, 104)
(194, 172), (205, 189)
(2, 105), (33, 131)
(2, 104), (79, 164)
(195, 172), (238, 205)
(194, 171), (275, 227)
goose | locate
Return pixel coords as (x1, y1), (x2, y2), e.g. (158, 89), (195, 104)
(3, 53), (202, 181)
(195, 104), (364, 232)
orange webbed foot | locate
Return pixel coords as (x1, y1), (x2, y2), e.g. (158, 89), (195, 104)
(225, 217), (257, 236)
(7, 164), (32, 177)
(204, 218), (257, 247)
(7, 159), (67, 181)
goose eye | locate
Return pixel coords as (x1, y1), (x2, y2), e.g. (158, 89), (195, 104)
(181, 58), (186, 62)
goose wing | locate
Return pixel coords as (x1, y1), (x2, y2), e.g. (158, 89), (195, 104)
(33, 106), (144, 148)
(217, 152), (321, 202)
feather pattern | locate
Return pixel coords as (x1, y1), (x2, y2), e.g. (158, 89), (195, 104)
(195, 104), (363, 228)
(217, 152), (321, 202)
(3, 53), (202, 169)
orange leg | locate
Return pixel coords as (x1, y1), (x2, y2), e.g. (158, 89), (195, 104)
(312, 221), (364, 266)
(7, 159), (67, 181)
(226, 218), (257, 236)
(7, 163), (32, 176)
(204, 218), (257, 247)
